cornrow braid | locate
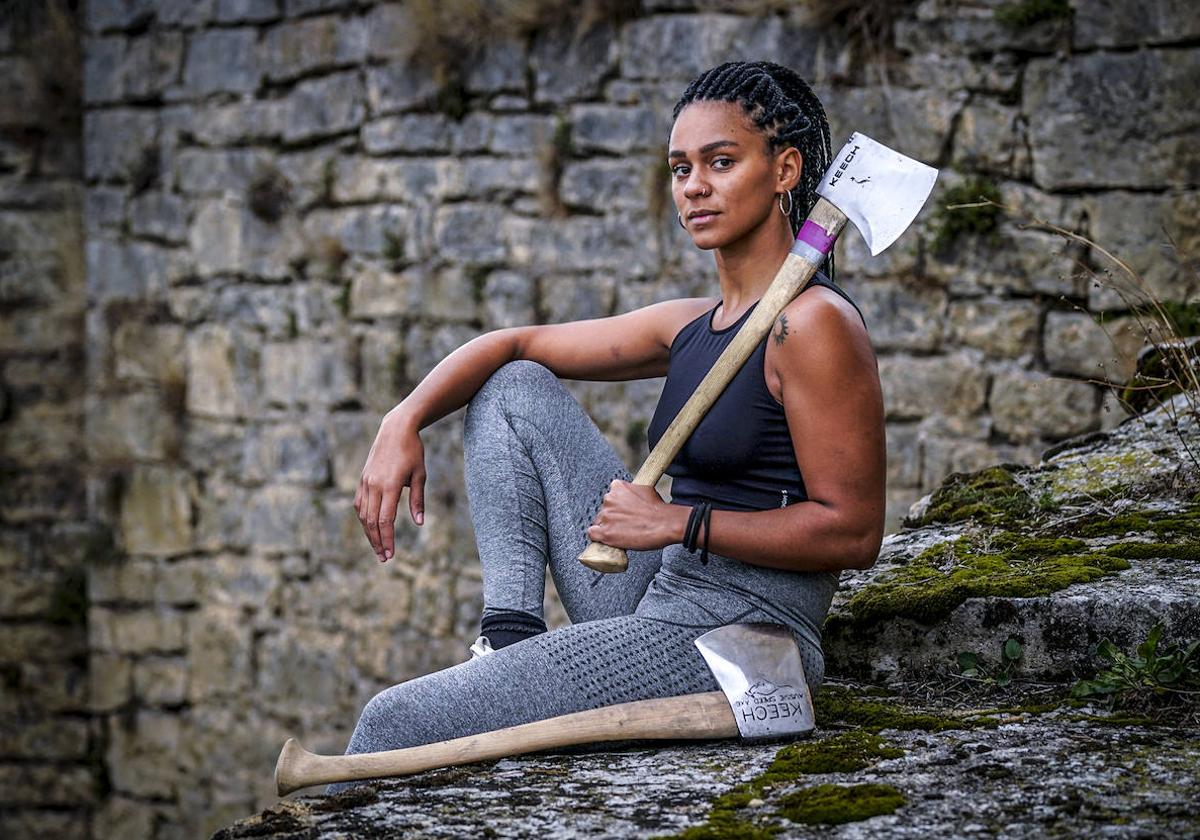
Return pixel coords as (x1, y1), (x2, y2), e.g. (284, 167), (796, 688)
(672, 61), (836, 283)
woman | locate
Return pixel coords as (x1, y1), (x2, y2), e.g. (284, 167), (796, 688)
(341, 60), (885, 770)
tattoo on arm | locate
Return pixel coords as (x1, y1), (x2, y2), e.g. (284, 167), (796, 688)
(772, 314), (790, 347)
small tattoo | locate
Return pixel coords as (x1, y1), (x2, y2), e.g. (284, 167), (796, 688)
(772, 314), (789, 347)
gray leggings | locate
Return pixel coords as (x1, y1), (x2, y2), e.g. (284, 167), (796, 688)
(334, 361), (839, 782)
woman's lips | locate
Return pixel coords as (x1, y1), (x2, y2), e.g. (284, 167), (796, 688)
(688, 211), (720, 226)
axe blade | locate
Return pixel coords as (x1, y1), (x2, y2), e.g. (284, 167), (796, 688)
(817, 132), (939, 256)
(694, 623), (816, 742)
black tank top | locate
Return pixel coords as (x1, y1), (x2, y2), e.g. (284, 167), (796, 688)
(645, 272), (865, 513)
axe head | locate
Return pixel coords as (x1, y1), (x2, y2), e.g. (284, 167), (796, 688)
(694, 623), (816, 742)
(816, 132), (939, 256)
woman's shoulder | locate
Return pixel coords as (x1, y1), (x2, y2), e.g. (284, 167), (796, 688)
(652, 295), (720, 347)
(763, 282), (873, 384)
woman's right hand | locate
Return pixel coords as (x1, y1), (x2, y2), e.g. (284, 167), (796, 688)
(354, 410), (426, 564)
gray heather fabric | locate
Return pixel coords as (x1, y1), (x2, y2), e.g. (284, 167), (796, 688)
(331, 361), (839, 788)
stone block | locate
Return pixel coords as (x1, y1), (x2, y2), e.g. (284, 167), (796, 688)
(877, 351), (989, 420)
(570, 104), (662, 155)
(118, 465), (195, 556)
(1081, 190), (1200, 310)
(1025, 50), (1200, 190)
(434, 203), (509, 266)
(0, 404), (84, 467)
(187, 606), (251, 701)
(302, 204), (411, 259)
(216, 0), (280, 23)
(128, 190), (189, 244)
(489, 115), (557, 155)
(86, 0), (158, 32)
(91, 606), (187, 653)
(182, 28), (262, 96)
(481, 270), (536, 330)
(0, 57), (41, 129)
(334, 156), (446, 203)
(885, 422), (922, 489)
(1074, 0), (1200, 48)
(243, 484), (319, 553)
(133, 656), (187, 706)
(112, 321), (185, 384)
(191, 475), (251, 552)
(241, 420), (331, 485)
(84, 186), (126, 234)
(467, 37), (527, 95)
(365, 60), (440, 115)
(175, 147), (274, 195)
(282, 71), (366, 143)
(107, 711), (182, 799)
(849, 279), (946, 352)
(361, 113), (453, 155)
(532, 23), (614, 103)
(509, 214), (660, 275)
(0, 764), (96, 808)
(186, 324), (247, 418)
(153, 557), (209, 605)
(185, 99), (287, 145)
(947, 297), (1039, 358)
(895, 0), (1069, 55)
(328, 411), (375, 493)
(0, 716), (88, 761)
(89, 652), (133, 712)
(620, 14), (783, 81)
(260, 337), (356, 408)
(823, 85), (967, 167)
(951, 96), (1030, 178)
(85, 238), (177, 303)
(83, 31), (185, 105)
(348, 262), (420, 318)
(540, 273), (617, 324)
(262, 13), (367, 82)
(560, 158), (659, 213)
(403, 322), (479, 387)
(256, 624), (355, 714)
(85, 391), (176, 463)
(989, 368), (1100, 442)
(451, 157), (541, 202)
(92, 796), (156, 840)
(189, 199), (307, 280)
(1043, 310), (1146, 383)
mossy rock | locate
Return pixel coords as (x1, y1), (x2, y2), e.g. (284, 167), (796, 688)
(906, 464), (1037, 529)
(838, 534), (1131, 629)
(776, 783), (906, 826)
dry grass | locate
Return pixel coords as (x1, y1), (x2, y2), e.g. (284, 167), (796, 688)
(949, 197), (1200, 470)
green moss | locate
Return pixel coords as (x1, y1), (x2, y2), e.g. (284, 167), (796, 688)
(383, 230), (406, 264)
(287, 310), (299, 340)
(776, 783), (906, 825)
(1104, 541), (1200, 561)
(1151, 301), (1200, 337)
(337, 282), (352, 318)
(656, 730), (906, 839)
(1072, 502), (1200, 541)
(1044, 450), (1175, 503)
(932, 176), (1003, 253)
(840, 534), (1130, 628)
(764, 731), (903, 777)
(813, 686), (979, 732)
(46, 566), (88, 627)
(908, 465), (1034, 528)
(994, 0), (1072, 28)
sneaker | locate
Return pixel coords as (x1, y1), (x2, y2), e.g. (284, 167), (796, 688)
(468, 635), (495, 660)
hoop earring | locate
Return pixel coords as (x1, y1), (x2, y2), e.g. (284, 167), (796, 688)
(778, 191), (794, 217)
(678, 213), (686, 230)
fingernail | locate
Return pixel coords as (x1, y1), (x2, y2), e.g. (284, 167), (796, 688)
(416, 512), (424, 525)
(384, 549), (392, 560)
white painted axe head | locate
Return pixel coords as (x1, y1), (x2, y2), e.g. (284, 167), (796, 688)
(816, 132), (939, 256)
(694, 623), (816, 741)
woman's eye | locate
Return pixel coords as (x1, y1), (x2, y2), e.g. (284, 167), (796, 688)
(671, 165), (690, 178)
(712, 157), (734, 170)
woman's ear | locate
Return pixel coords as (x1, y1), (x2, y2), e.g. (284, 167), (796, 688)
(775, 146), (803, 193)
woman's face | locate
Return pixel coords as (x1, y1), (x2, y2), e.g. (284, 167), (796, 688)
(668, 100), (797, 251)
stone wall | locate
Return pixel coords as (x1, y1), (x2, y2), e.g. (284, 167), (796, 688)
(0, 1), (98, 837)
(0, 0), (1196, 836)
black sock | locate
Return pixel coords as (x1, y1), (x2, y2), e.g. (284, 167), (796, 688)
(481, 610), (548, 650)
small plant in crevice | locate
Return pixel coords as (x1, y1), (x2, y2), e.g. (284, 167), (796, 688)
(1071, 624), (1200, 719)
(957, 637), (1024, 689)
(931, 176), (1004, 254)
(994, 0), (1072, 29)
(537, 116), (574, 219)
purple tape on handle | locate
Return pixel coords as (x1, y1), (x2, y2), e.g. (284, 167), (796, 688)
(797, 220), (836, 255)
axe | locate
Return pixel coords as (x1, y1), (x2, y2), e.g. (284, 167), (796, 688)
(275, 623), (813, 795)
(578, 133), (938, 573)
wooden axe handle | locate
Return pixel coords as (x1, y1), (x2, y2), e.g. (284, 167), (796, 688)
(578, 199), (849, 572)
(276, 690), (736, 795)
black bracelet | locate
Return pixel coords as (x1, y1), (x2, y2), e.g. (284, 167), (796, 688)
(699, 502), (713, 565)
(683, 504), (702, 551)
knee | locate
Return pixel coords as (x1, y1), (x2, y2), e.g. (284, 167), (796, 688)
(465, 361), (559, 431)
(346, 688), (400, 755)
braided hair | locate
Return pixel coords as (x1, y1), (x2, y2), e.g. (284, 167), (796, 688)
(672, 61), (836, 283)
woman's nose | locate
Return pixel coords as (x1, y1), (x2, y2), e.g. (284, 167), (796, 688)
(683, 172), (710, 199)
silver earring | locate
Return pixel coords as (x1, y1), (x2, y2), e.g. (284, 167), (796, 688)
(778, 191), (794, 217)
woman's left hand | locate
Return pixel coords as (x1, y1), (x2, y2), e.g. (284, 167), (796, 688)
(587, 480), (680, 551)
